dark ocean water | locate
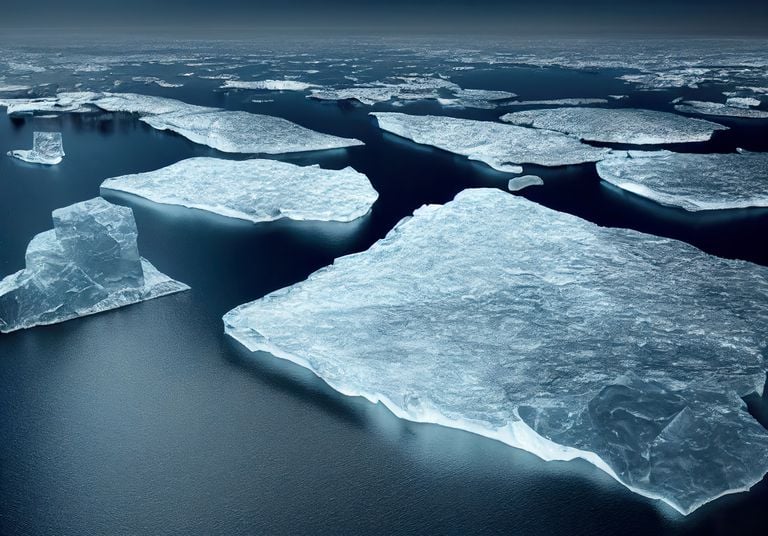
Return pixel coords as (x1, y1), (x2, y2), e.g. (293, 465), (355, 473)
(1, 58), (768, 535)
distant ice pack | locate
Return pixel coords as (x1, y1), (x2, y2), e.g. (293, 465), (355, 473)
(501, 107), (728, 144)
(597, 151), (768, 210)
(0, 198), (189, 332)
(674, 100), (768, 119)
(224, 188), (768, 515)
(101, 157), (378, 223)
(372, 112), (610, 173)
(7, 131), (65, 165)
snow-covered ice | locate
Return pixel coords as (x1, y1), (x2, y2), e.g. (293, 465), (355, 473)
(508, 175), (544, 191)
(501, 107), (728, 144)
(7, 132), (65, 165)
(101, 157), (378, 223)
(223, 188), (768, 515)
(0, 198), (189, 332)
(505, 98), (609, 106)
(372, 112), (610, 172)
(674, 100), (768, 119)
(223, 79), (316, 91)
(597, 151), (768, 210)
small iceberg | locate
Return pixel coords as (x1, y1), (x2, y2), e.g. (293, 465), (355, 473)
(0, 198), (189, 333)
(101, 157), (378, 223)
(508, 175), (544, 191)
(7, 132), (65, 165)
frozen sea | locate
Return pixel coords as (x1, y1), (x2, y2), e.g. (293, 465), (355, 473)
(1, 35), (767, 535)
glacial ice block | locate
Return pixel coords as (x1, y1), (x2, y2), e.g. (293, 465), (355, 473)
(223, 189), (768, 515)
(372, 112), (610, 173)
(0, 198), (188, 333)
(101, 157), (378, 223)
(501, 107), (728, 144)
(597, 151), (768, 211)
(674, 100), (768, 119)
(7, 132), (65, 165)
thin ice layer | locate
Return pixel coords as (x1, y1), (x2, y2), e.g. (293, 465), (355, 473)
(597, 151), (768, 210)
(101, 157), (378, 223)
(0, 198), (188, 332)
(224, 189), (768, 515)
(501, 107), (728, 144)
(372, 112), (610, 173)
(7, 131), (65, 165)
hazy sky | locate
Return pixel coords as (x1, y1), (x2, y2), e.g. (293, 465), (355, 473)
(1, 0), (767, 36)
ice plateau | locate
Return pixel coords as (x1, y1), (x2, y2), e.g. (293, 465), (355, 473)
(597, 151), (768, 211)
(372, 112), (610, 173)
(101, 157), (378, 223)
(501, 107), (728, 144)
(7, 131), (65, 165)
(0, 198), (189, 332)
(224, 188), (768, 515)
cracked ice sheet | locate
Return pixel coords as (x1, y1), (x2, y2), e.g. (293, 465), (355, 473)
(597, 151), (768, 211)
(101, 157), (378, 223)
(224, 188), (768, 515)
(372, 112), (610, 173)
(501, 107), (728, 144)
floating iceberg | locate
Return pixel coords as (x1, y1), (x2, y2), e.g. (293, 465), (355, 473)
(674, 100), (768, 119)
(309, 87), (400, 105)
(224, 188), (768, 515)
(725, 96), (762, 108)
(0, 198), (188, 332)
(501, 107), (728, 144)
(597, 151), (768, 210)
(7, 132), (65, 165)
(437, 88), (516, 109)
(101, 157), (378, 223)
(508, 175), (543, 191)
(505, 98), (609, 106)
(372, 112), (610, 172)
(223, 79), (316, 91)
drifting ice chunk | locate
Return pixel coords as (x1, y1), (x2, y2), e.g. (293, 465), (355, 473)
(501, 107), (728, 144)
(0, 198), (188, 332)
(372, 112), (610, 173)
(101, 157), (378, 223)
(7, 132), (65, 165)
(725, 97), (761, 108)
(505, 98), (609, 106)
(223, 188), (768, 515)
(597, 151), (768, 210)
(674, 100), (768, 119)
(309, 87), (401, 105)
(0, 92), (99, 115)
(508, 175), (544, 191)
(223, 80), (316, 91)
(439, 89), (516, 109)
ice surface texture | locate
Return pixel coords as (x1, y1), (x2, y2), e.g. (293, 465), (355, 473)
(501, 107), (728, 144)
(597, 151), (768, 211)
(101, 157), (378, 223)
(224, 189), (768, 515)
(7, 131), (65, 165)
(372, 112), (610, 173)
(0, 198), (188, 333)
(674, 100), (768, 119)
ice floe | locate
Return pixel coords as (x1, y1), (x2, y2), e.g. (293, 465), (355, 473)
(597, 151), (768, 210)
(674, 100), (768, 119)
(0, 198), (188, 332)
(505, 98), (609, 106)
(223, 79), (316, 91)
(224, 188), (768, 515)
(101, 157), (378, 223)
(508, 175), (544, 191)
(501, 107), (728, 144)
(372, 112), (610, 173)
(7, 132), (65, 165)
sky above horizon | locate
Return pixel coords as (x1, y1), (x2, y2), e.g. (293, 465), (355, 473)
(1, 0), (767, 36)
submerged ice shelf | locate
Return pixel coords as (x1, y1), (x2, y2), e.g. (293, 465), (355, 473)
(101, 157), (378, 223)
(7, 131), (64, 165)
(501, 107), (728, 144)
(372, 112), (610, 173)
(224, 189), (768, 515)
(0, 198), (188, 333)
(597, 151), (768, 211)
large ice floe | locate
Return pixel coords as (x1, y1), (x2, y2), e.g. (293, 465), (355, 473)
(501, 107), (728, 144)
(0, 92), (363, 154)
(7, 131), (65, 165)
(0, 198), (188, 332)
(372, 112), (610, 173)
(224, 188), (768, 515)
(222, 79), (316, 91)
(101, 157), (378, 223)
(674, 100), (768, 119)
(597, 151), (768, 211)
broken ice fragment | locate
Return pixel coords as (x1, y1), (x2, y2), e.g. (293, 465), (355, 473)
(7, 132), (65, 165)
(674, 100), (768, 119)
(508, 175), (544, 191)
(0, 198), (188, 333)
(597, 151), (768, 211)
(222, 79), (316, 91)
(224, 188), (768, 515)
(101, 157), (378, 223)
(372, 112), (610, 173)
(505, 98), (609, 106)
(501, 107), (728, 144)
